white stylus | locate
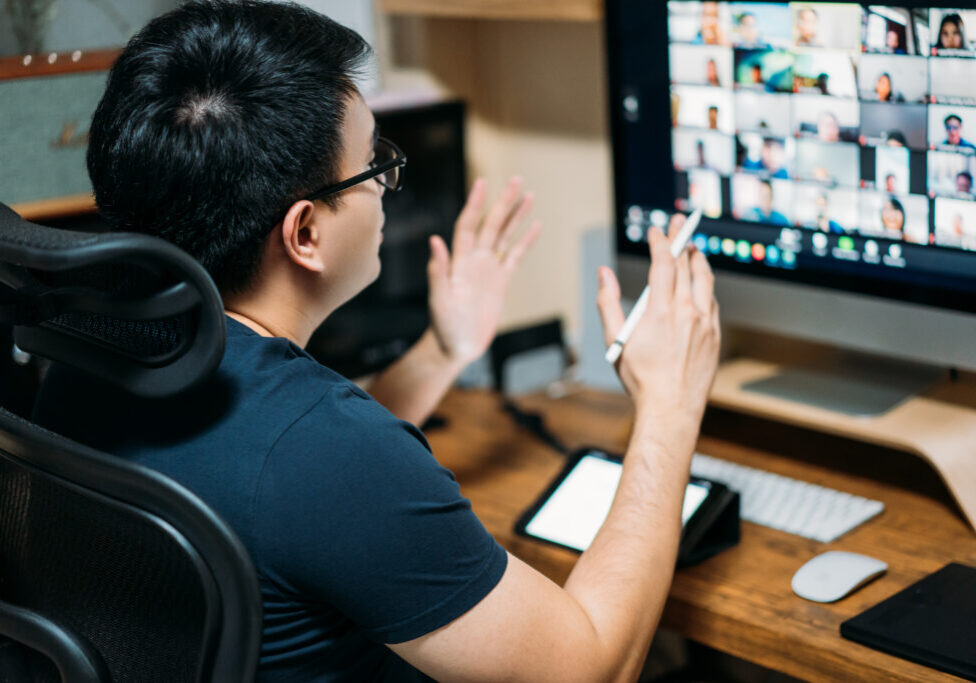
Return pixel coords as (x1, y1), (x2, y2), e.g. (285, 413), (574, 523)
(605, 208), (704, 364)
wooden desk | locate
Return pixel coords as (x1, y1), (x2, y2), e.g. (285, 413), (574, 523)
(427, 388), (976, 682)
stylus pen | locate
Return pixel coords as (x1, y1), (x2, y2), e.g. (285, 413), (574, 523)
(605, 208), (704, 364)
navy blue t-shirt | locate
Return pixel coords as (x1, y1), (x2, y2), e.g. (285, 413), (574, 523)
(33, 317), (508, 681)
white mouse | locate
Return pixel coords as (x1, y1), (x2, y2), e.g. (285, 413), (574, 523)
(791, 551), (888, 603)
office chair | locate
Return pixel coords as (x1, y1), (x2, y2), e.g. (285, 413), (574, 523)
(0, 203), (262, 682)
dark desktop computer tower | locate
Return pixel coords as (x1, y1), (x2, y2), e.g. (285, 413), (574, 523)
(305, 100), (467, 378)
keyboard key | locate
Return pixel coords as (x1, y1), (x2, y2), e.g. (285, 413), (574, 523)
(691, 453), (884, 542)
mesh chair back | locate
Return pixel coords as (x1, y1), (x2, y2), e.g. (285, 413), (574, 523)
(0, 407), (261, 682)
(0, 205), (261, 681)
(0, 203), (224, 398)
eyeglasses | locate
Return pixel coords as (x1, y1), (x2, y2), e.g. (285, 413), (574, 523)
(946, 122), (962, 131)
(306, 137), (406, 201)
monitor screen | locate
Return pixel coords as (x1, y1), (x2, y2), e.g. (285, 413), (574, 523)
(608, 2), (976, 315)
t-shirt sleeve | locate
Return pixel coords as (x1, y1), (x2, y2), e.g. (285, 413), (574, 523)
(250, 383), (508, 644)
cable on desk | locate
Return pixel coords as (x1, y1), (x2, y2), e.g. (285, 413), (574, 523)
(501, 398), (571, 456)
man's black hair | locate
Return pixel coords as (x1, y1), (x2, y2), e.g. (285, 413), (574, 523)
(87, 0), (372, 294)
(945, 114), (963, 127)
(958, 171), (973, 183)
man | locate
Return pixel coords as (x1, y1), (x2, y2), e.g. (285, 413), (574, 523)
(943, 114), (976, 150)
(795, 6), (820, 46)
(957, 170), (974, 195)
(707, 104), (720, 130)
(34, 2), (721, 682)
(761, 137), (790, 179)
(745, 180), (789, 226)
(885, 173), (899, 194)
(816, 111), (840, 143)
(695, 1), (726, 45)
(735, 11), (763, 46)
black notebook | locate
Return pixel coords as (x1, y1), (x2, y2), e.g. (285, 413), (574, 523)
(840, 563), (976, 681)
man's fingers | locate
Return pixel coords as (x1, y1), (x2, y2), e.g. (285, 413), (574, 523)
(596, 266), (625, 347)
(427, 235), (451, 295)
(477, 176), (523, 249)
(495, 191), (535, 253)
(503, 220), (542, 270)
(647, 226), (676, 311)
(453, 178), (487, 255)
(690, 246), (715, 315)
(667, 212), (687, 241)
(674, 248), (692, 308)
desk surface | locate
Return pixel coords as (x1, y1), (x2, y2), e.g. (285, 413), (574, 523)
(426, 388), (976, 683)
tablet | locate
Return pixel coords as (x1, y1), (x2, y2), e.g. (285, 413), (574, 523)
(516, 449), (718, 554)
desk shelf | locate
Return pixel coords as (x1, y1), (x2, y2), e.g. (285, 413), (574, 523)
(378, 0), (602, 22)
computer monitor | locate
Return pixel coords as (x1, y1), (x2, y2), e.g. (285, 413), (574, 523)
(306, 100), (466, 378)
(607, 1), (976, 396)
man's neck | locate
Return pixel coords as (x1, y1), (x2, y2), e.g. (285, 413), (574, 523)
(224, 297), (323, 348)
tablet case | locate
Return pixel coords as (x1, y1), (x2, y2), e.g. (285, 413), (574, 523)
(840, 563), (976, 681)
(515, 448), (740, 568)
(676, 484), (740, 567)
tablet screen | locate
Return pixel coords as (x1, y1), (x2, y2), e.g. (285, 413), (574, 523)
(523, 453), (710, 552)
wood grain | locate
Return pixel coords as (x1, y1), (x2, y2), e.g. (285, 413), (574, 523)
(379, 0), (602, 22)
(428, 387), (976, 682)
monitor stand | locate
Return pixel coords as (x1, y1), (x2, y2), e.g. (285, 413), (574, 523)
(740, 352), (945, 417)
(710, 356), (976, 534)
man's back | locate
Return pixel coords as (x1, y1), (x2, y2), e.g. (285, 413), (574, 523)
(33, 317), (507, 681)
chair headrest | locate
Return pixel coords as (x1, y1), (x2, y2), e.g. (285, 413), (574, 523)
(0, 203), (225, 398)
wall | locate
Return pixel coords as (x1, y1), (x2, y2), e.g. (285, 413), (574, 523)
(378, 14), (614, 337)
(0, 0), (178, 55)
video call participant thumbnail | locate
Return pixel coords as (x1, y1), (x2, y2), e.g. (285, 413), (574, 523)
(935, 196), (976, 250)
(931, 10), (974, 55)
(733, 48), (794, 93)
(737, 133), (791, 179)
(792, 95), (859, 143)
(929, 57), (976, 107)
(794, 184), (859, 234)
(861, 7), (927, 56)
(927, 150), (976, 198)
(858, 55), (928, 104)
(859, 192), (930, 244)
(673, 129), (736, 175)
(930, 112), (976, 152)
(862, 101), (928, 150)
(671, 85), (735, 134)
(669, 44), (733, 87)
(792, 4), (863, 50)
(732, 174), (792, 226)
(792, 50), (858, 98)
(731, 2), (792, 48)
(734, 91), (792, 137)
(795, 139), (860, 188)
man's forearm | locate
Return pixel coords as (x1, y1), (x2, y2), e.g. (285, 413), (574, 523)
(367, 328), (466, 426)
(562, 414), (694, 680)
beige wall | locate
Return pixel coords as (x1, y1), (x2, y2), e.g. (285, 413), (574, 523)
(376, 14), (614, 337)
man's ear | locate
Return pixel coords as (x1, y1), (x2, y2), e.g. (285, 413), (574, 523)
(280, 200), (325, 273)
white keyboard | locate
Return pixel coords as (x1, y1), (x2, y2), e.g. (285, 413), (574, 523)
(690, 453), (885, 542)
